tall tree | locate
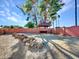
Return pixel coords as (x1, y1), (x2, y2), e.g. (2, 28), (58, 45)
(23, 0), (38, 26)
(39, 0), (64, 27)
(20, 0), (64, 27)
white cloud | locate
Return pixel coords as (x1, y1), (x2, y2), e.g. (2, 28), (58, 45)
(9, 0), (15, 7)
(0, 18), (6, 22)
(4, 0), (9, 7)
(7, 16), (27, 26)
(0, 13), (6, 16)
(0, 5), (10, 17)
(0, 11), (5, 14)
(6, 12), (11, 16)
(0, 11), (6, 16)
(0, 5), (5, 8)
(62, 0), (72, 5)
(3, 0), (15, 8)
(3, 7), (11, 16)
(11, 12), (20, 17)
(77, 5), (79, 8)
(7, 16), (18, 22)
(0, 6), (11, 17)
(58, 4), (72, 14)
(16, 20), (28, 26)
(58, 0), (73, 15)
(5, 8), (10, 12)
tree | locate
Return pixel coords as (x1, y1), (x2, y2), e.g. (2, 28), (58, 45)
(0, 25), (3, 27)
(22, 0), (38, 25)
(24, 22), (34, 28)
(38, 0), (64, 28)
(19, 0), (64, 27)
(39, 0), (64, 21)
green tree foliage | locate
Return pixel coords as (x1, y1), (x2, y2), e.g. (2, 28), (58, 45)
(22, 0), (32, 13)
(39, 0), (64, 28)
(39, 0), (64, 21)
(21, 0), (64, 27)
(24, 22), (34, 28)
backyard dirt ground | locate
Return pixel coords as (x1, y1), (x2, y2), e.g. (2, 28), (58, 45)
(0, 34), (79, 59)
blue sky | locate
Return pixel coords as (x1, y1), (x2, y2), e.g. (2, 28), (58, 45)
(0, 0), (79, 27)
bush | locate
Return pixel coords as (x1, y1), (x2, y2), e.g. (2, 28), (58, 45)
(24, 22), (34, 28)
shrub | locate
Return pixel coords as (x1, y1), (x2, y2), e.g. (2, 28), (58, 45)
(24, 22), (34, 28)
